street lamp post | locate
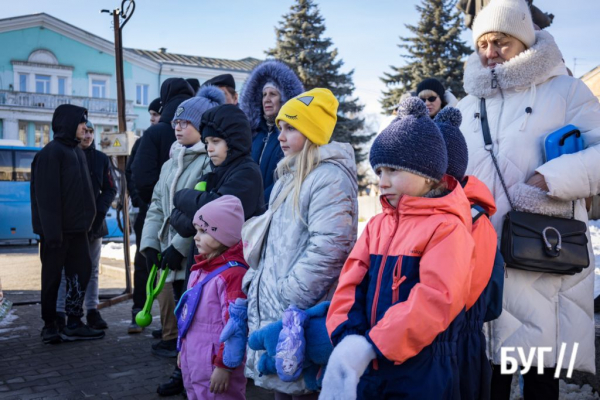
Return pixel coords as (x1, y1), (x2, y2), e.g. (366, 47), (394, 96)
(101, 1), (136, 299)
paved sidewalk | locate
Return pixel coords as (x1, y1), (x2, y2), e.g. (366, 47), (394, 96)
(0, 295), (272, 400)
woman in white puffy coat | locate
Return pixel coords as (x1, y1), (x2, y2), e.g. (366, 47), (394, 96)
(457, 0), (600, 398)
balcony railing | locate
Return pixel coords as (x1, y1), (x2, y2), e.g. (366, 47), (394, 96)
(0, 90), (134, 115)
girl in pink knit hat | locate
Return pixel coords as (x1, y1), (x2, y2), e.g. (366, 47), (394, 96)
(175, 195), (249, 400)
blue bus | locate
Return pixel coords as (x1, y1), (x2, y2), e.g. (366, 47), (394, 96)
(0, 141), (123, 242)
(0, 143), (40, 241)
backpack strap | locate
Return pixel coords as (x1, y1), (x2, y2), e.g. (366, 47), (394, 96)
(199, 261), (248, 286)
(471, 204), (488, 224)
(175, 260), (248, 349)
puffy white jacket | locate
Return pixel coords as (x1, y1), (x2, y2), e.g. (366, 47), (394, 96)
(140, 141), (211, 282)
(457, 30), (600, 373)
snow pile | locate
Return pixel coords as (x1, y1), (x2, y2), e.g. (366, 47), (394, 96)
(559, 381), (599, 400)
(101, 242), (137, 261)
(0, 310), (18, 328)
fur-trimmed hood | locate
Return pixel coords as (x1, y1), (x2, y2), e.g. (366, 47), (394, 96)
(239, 61), (304, 134)
(463, 30), (567, 98)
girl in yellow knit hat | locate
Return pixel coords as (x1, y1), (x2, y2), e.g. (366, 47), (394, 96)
(242, 88), (359, 398)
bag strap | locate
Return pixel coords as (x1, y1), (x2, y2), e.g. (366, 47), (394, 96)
(480, 98), (576, 219)
(199, 261), (248, 285)
(480, 98), (516, 211)
(471, 204), (488, 224)
(270, 179), (294, 213)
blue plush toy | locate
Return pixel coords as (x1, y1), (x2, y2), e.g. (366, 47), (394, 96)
(248, 301), (333, 389)
(219, 298), (248, 368)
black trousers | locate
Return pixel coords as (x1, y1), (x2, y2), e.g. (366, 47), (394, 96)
(132, 205), (149, 311)
(491, 364), (559, 400)
(40, 233), (92, 325)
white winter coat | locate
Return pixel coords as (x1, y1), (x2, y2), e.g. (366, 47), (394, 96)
(140, 141), (211, 282)
(457, 30), (600, 373)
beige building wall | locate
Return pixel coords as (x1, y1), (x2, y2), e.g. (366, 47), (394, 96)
(582, 65), (600, 101)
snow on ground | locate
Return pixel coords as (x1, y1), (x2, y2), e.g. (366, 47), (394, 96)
(101, 241), (137, 261)
(589, 219), (600, 298)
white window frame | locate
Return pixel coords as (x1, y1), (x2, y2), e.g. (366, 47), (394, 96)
(88, 74), (111, 99)
(57, 77), (67, 95)
(13, 64), (73, 95)
(35, 74), (51, 94)
(19, 74), (27, 92)
(136, 84), (149, 106)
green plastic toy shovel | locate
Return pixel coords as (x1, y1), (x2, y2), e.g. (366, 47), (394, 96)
(135, 261), (168, 327)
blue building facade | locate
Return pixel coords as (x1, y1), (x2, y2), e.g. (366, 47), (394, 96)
(0, 13), (260, 146)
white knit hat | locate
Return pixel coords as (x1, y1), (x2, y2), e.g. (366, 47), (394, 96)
(472, 0), (535, 48)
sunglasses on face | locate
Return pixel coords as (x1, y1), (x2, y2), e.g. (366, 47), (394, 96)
(420, 96), (438, 103)
(171, 120), (189, 129)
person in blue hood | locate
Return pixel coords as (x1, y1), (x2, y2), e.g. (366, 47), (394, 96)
(239, 61), (304, 205)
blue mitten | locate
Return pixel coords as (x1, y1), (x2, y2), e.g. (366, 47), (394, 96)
(248, 320), (282, 355)
(304, 301), (333, 366)
(257, 351), (277, 376)
(305, 301), (330, 318)
(248, 319), (283, 376)
(219, 298), (248, 368)
(275, 305), (307, 382)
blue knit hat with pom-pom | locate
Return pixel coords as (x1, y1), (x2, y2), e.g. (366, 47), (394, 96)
(173, 85), (226, 131)
(370, 97), (448, 182)
(434, 107), (468, 180)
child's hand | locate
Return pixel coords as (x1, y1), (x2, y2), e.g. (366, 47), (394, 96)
(210, 367), (231, 394)
(177, 352), (181, 369)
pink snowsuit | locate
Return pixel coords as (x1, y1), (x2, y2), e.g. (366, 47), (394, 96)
(180, 242), (247, 400)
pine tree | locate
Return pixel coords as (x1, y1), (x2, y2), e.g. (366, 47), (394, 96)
(267, 0), (374, 177)
(380, 0), (471, 115)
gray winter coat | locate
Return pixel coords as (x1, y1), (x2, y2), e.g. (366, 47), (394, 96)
(243, 141), (358, 394)
(140, 140), (211, 282)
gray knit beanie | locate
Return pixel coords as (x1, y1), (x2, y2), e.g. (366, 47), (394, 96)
(173, 86), (226, 131)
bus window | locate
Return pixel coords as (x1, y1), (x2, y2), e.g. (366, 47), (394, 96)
(15, 151), (36, 182)
(0, 150), (13, 181)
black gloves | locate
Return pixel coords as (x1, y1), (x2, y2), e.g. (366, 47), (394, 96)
(145, 247), (161, 271)
(160, 245), (184, 271)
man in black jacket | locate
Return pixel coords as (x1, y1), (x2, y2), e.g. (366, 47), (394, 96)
(55, 120), (116, 330)
(131, 78), (195, 204)
(31, 104), (105, 344)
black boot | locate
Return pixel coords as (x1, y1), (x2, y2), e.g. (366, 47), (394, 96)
(86, 309), (108, 330)
(157, 367), (184, 396)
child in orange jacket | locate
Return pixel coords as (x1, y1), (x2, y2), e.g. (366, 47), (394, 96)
(434, 107), (502, 400)
(321, 98), (475, 400)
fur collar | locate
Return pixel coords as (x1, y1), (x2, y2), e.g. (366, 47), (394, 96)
(463, 30), (566, 98)
(510, 183), (573, 219)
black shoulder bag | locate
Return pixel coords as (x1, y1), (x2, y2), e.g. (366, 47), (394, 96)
(479, 98), (589, 275)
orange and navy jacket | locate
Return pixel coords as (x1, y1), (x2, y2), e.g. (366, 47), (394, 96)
(462, 176), (498, 310)
(326, 176), (475, 364)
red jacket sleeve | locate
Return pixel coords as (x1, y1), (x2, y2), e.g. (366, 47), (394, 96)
(213, 267), (247, 370)
(366, 220), (474, 363)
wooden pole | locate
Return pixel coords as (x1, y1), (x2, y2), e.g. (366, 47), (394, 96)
(112, 10), (132, 294)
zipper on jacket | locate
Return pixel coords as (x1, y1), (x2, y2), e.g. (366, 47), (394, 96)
(369, 211), (399, 370)
(258, 130), (273, 165)
(391, 257), (406, 304)
(491, 69), (498, 89)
